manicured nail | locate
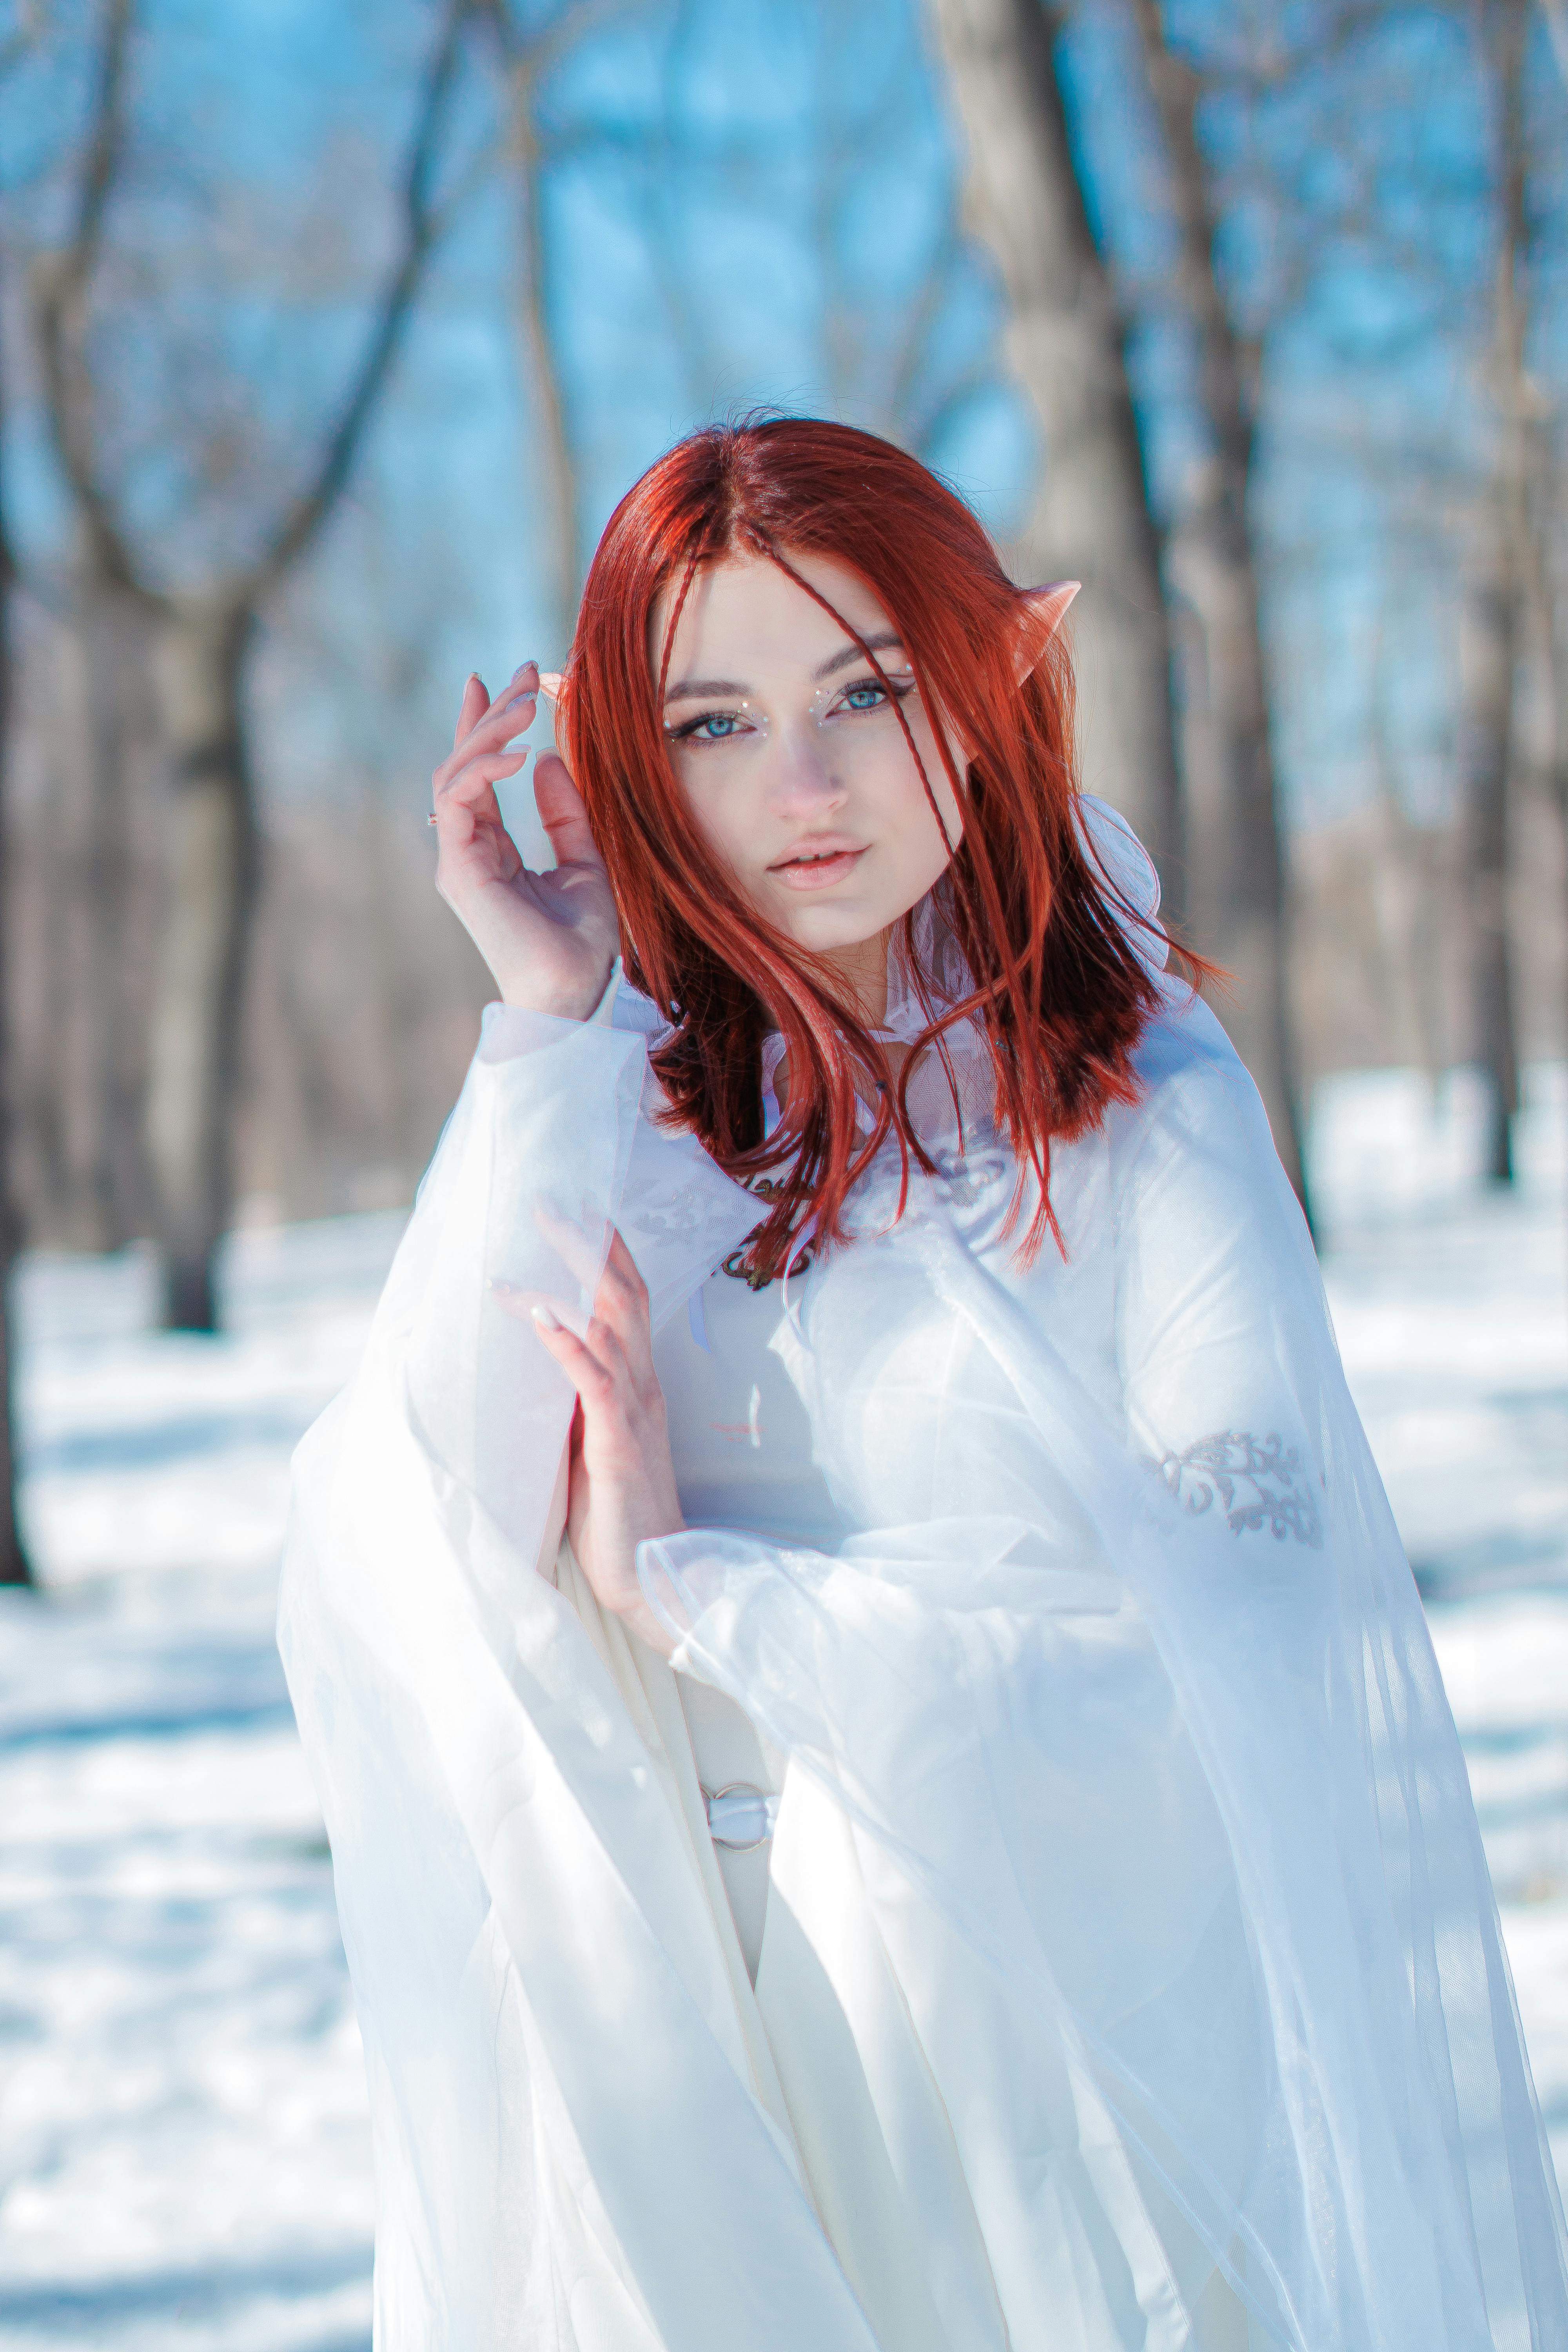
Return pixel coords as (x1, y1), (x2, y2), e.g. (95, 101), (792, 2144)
(531, 1304), (562, 1332)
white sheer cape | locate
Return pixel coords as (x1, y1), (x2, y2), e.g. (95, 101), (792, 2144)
(279, 802), (1568, 2350)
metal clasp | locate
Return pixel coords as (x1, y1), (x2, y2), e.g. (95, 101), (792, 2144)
(701, 1780), (779, 1854)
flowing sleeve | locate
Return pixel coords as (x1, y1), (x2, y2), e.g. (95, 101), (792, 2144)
(1105, 1000), (1568, 2351)
(278, 995), (884, 2352)
(640, 993), (1568, 2352)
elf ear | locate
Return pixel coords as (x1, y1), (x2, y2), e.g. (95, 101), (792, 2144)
(534, 669), (576, 768)
(1014, 582), (1080, 684)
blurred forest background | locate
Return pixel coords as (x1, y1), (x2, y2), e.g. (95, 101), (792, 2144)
(0, 0), (1564, 1572)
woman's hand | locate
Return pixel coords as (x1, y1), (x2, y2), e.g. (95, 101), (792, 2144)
(530, 1231), (684, 1657)
(431, 663), (619, 1019)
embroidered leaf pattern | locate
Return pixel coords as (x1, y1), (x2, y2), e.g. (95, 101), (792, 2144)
(1161, 1431), (1324, 1548)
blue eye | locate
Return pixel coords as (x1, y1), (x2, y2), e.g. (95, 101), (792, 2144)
(831, 673), (914, 720)
(667, 708), (753, 748)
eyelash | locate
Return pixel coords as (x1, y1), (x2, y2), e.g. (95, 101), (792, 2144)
(667, 709), (752, 745)
(665, 672), (916, 745)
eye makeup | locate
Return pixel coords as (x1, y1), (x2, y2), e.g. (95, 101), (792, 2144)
(663, 668), (918, 759)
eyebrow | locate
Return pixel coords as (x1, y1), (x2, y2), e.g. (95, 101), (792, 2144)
(662, 630), (906, 704)
(662, 675), (746, 703)
(813, 629), (905, 681)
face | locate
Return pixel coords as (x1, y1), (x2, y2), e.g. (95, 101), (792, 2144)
(652, 551), (963, 1010)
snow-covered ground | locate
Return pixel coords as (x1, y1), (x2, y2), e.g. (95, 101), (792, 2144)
(0, 1066), (1564, 2350)
(0, 1219), (400, 2352)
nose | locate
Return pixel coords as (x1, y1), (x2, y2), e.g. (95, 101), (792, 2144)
(762, 719), (848, 818)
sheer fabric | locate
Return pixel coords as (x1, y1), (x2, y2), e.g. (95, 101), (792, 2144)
(279, 799), (1568, 2350)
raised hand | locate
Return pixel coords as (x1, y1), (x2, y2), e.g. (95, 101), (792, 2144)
(530, 1230), (684, 1657)
(430, 662), (619, 1020)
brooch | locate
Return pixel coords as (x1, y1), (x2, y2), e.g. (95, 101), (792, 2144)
(720, 1177), (816, 1290)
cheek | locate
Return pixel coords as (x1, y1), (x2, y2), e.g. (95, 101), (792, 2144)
(878, 717), (964, 865)
(681, 785), (752, 878)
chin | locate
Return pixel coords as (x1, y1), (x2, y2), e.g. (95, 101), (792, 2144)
(781, 913), (886, 951)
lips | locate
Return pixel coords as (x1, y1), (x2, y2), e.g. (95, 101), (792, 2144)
(769, 841), (867, 891)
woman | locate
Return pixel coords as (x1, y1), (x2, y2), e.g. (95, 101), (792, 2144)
(280, 419), (1568, 2352)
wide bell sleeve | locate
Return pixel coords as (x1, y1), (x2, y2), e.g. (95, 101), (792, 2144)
(278, 998), (884, 2352)
(639, 991), (1568, 2352)
(1105, 996), (1568, 2352)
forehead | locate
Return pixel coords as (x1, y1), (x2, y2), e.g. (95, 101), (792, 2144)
(653, 550), (895, 682)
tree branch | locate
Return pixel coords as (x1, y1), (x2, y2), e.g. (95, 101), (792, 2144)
(0, 11), (39, 79)
(253, 0), (471, 595)
(1138, 0), (1397, 96)
(483, 0), (635, 85)
(31, 0), (158, 604)
(474, 0), (640, 642)
(1129, 0), (1255, 481)
(1533, 0), (1568, 86)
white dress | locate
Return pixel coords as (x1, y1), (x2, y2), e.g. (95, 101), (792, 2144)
(278, 802), (1568, 2351)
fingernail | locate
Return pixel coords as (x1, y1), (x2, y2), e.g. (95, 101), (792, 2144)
(531, 1304), (562, 1331)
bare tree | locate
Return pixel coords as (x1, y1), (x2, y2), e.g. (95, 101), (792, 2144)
(645, 0), (993, 474)
(31, 0), (470, 1327)
(0, 15), (39, 1586)
(0, 279), (31, 1588)
(62, 565), (158, 1244)
(1460, 0), (1532, 1181)
(924, 0), (1183, 891)
(1127, 0), (1307, 1205)
(481, 0), (631, 654)
(1533, 438), (1568, 1074)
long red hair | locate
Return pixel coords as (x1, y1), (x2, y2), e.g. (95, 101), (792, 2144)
(559, 416), (1168, 1279)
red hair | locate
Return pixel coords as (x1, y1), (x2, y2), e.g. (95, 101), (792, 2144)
(559, 416), (1171, 1280)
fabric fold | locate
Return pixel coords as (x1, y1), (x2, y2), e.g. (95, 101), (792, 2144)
(283, 907), (1568, 2350)
(281, 1005), (880, 2350)
(639, 995), (1568, 2352)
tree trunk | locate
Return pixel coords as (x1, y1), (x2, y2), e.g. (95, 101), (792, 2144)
(1166, 509), (1305, 1204)
(145, 602), (260, 1329)
(924, 0), (1182, 893)
(508, 70), (579, 658)
(29, 2), (464, 1330)
(73, 574), (156, 1244)
(1462, 0), (1530, 1185)
(1129, 0), (1307, 1212)
(0, 309), (33, 1585)
(1462, 572), (1521, 1182)
(1370, 664), (1446, 1085)
(26, 710), (75, 1225)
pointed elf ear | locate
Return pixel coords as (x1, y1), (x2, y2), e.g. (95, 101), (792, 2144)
(537, 673), (567, 762)
(1014, 582), (1080, 684)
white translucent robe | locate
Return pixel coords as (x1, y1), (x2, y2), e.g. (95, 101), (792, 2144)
(279, 802), (1568, 2352)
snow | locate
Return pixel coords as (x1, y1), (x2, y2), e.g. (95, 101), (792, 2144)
(1, 1073), (1564, 2346)
(0, 1220), (401, 2352)
(1310, 1062), (1568, 2204)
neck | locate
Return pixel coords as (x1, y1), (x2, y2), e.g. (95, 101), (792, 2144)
(817, 928), (890, 1028)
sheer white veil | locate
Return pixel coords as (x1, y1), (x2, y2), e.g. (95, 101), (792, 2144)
(644, 802), (1568, 2348)
(281, 795), (1568, 2350)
